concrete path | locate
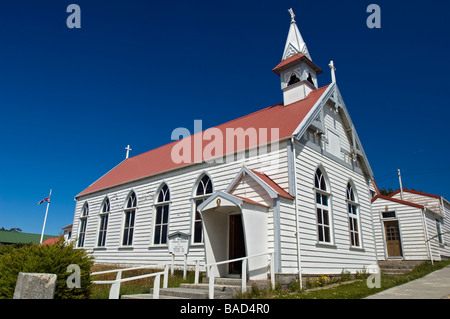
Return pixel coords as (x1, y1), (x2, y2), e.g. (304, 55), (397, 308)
(365, 265), (450, 299)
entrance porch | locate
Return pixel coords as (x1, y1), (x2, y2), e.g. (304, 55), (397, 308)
(197, 191), (270, 280)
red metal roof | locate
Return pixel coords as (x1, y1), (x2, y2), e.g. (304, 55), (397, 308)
(77, 85), (329, 198)
(40, 237), (61, 246)
(249, 169), (294, 199)
(272, 53), (323, 76)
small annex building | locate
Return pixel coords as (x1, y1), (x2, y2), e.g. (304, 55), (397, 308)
(371, 189), (450, 263)
(71, 9), (380, 282)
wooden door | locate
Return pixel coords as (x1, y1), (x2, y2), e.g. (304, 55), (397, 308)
(229, 214), (246, 274)
(384, 220), (403, 257)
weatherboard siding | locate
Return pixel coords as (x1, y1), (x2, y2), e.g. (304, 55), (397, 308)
(71, 141), (289, 267)
(294, 139), (377, 275)
(371, 197), (430, 261)
(391, 192), (441, 216)
(390, 192), (450, 259)
(442, 202), (450, 258)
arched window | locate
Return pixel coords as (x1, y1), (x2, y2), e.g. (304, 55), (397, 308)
(97, 197), (110, 247)
(154, 184), (170, 245)
(288, 73), (300, 86)
(347, 183), (361, 247)
(78, 203), (89, 248)
(314, 168), (332, 243)
(307, 73), (314, 86)
(193, 174), (213, 243)
(122, 191), (136, 246)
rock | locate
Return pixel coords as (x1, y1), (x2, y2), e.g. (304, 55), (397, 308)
(13, 272), (57, 299)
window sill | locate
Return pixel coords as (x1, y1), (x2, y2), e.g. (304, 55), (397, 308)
(315, 242), (337, 249)
(118, 246), (134, 250)
(148, 244), (168, 249)
(349, 246), (365, 252)
(93, 247), (107, 251)
(190, 242), (205, 247)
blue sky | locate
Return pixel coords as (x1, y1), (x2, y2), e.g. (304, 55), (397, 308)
(0, 0), (449, 236)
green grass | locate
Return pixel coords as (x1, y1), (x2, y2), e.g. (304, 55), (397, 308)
(238, 260), (450, 299)
(89, 264), (199, 299)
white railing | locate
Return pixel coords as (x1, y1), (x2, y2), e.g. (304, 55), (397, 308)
(202, 251), (275, 299)
(91, 264), (169, 299)
(91, 253), (275, 300)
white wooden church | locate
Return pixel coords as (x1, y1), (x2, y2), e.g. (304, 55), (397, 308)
(72, 10), (379, 282)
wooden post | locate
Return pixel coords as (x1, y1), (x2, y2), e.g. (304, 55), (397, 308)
(194, 260), (200, 284)
(163, 265), (168, 288)
(241, 259), (247, 293)
(153, 274), (160, 299)
(109, 270), (122, 299)
(183, 254), (187, 280)
(171, 253), (175, 276)
(209, 266), (215, 299)
(270, 252), (275, 290)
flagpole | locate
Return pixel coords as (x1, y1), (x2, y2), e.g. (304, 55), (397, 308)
(40, 189), (52, 245)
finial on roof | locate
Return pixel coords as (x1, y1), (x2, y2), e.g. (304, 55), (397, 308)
(288, 8), (296, 23)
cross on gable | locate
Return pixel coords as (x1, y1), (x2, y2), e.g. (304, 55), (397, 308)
(125, 145), (132, 159)
(329, 60), (336, 84)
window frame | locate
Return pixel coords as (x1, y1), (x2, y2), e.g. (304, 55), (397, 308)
(122, 191), (137, 247)
(346, 182), (362, 248)
(77, 202), (89, 248)
(153, 184), (170, 246)
(97, 197), (110, 248)
(313, 168), (334, 245)
(436, 218), (444, 245)
(192, 174), (213, 244)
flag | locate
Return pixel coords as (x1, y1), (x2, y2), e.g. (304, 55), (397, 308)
(38, 196), (50, 205)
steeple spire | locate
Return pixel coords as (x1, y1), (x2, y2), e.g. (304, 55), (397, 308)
(273, 9), (322, 106)
(282, 8), (311, 61)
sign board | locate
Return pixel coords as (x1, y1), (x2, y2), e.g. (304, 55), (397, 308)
(168, 232), (190, 256)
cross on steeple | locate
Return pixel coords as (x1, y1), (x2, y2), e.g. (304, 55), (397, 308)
(288, 8), (296, 23)
(125, 145), (132, 159)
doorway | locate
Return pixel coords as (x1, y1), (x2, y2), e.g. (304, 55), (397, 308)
(228, 214), (246, 274)
(384, 220), (403, 258)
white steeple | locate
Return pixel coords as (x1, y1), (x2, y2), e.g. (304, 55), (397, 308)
(273, 9), (322, 106)
(282, 9), (311, 61)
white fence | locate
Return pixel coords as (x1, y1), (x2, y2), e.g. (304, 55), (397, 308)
(91, 251), (275, 299)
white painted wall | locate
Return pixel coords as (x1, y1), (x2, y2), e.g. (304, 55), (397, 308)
(72, 142), (289, 268)
(294, 140), (377, 274)
(390, 192), (450, 259)
(371, 197), (432, 261)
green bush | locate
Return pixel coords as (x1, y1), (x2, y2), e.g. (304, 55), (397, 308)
(0, 238), (94, 299)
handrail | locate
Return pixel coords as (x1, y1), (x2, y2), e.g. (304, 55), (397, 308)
(205, 251), (272, 267)
(91, 264), (169, 299)
(91, 264), (158, 276)
(203, 251), (275, 299)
